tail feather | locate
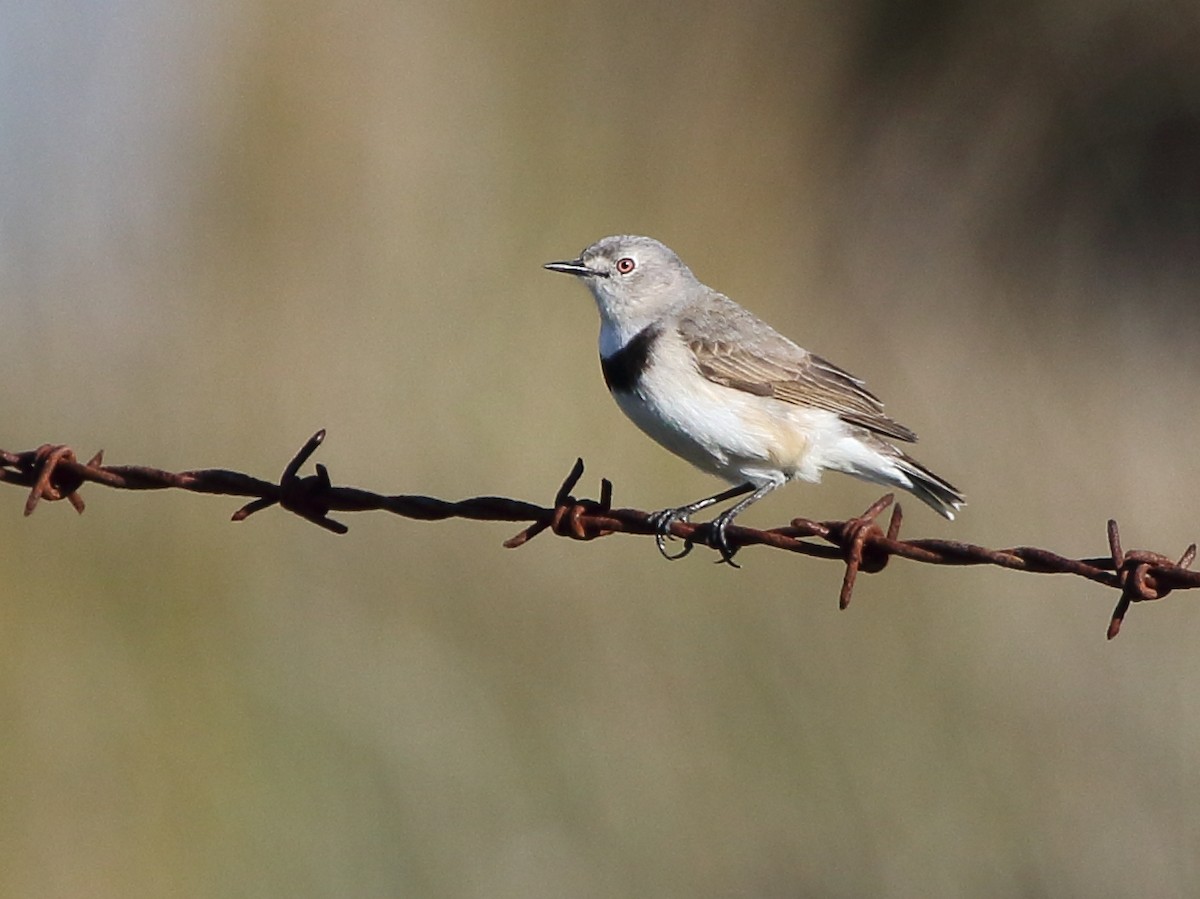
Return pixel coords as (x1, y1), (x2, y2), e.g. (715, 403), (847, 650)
(893, 452), (965, 520)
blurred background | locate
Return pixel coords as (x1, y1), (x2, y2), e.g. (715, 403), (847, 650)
(3, 1), (1200, 896)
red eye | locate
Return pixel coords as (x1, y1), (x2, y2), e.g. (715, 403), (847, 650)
(616, 257), (636, 274)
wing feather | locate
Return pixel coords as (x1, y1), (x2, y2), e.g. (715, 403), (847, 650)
(679, 311), (918, 443)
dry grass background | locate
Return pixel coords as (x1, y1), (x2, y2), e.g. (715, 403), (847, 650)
(3, 2), (1200, 896)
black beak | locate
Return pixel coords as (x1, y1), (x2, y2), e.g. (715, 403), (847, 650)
(543, 258), (601, 277)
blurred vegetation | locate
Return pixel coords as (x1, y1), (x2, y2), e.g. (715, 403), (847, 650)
(2, 2), (1199, 896)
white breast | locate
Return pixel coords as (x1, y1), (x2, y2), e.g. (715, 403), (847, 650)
(604, 326), (843, 487)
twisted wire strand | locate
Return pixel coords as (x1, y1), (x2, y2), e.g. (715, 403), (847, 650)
(3, 430), (1195, 639)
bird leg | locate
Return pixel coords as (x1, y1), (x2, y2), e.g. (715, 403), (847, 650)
(706, 481), (782, 566)
(647, 483), (755, 561)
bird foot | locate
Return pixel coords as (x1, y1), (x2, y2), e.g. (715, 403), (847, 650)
(647, 507), (695, 560)
(706, 512), (742, 568)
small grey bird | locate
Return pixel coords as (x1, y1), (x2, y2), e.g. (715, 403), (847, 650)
(544, 235), (964, 564)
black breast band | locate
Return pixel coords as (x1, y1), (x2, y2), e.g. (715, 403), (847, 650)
(601, 325), (660, 393)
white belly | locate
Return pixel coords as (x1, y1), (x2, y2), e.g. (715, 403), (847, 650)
(610, 344), (838, 487)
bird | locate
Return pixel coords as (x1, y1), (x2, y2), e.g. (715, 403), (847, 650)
(544, 235), (964, 564)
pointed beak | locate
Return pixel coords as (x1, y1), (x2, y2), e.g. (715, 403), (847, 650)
(543, 258), (601, 277)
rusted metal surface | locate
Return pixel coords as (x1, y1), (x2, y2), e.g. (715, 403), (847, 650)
(3, 430), (1195, 638)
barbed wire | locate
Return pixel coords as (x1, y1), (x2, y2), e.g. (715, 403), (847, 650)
(2, 430), (1195, 639)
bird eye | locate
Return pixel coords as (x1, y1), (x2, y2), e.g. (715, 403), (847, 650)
(616, 257), (636, 274)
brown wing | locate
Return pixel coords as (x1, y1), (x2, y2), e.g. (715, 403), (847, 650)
(679, 312), (918, 443)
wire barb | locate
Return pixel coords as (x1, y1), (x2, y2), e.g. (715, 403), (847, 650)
(231, 430), (348, 534)
(830, 494), (896, 610)
(2, 432), (1198, 639)
(15, 444), (97, 516)
(503, 458), (615, 548)
(1104, 520), (1196, 639)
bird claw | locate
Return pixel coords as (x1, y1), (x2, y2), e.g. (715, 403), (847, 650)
(648, 506), (744, 565)
(708, 513), (741, 568)
(648, 507), (695, 561)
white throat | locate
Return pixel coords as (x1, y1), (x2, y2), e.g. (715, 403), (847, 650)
(596, 308), (654, 358)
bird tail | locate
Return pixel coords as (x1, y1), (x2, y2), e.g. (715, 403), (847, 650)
(892, 451), (965, 520)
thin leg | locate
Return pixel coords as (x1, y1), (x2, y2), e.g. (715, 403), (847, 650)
(707, 481), (783, 566)
(647, 483), (755, 561)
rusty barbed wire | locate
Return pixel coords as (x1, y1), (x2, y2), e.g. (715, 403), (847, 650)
(2, 430), (1196, 639)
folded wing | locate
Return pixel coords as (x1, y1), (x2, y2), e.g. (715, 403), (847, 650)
(679, 313), (918, 444)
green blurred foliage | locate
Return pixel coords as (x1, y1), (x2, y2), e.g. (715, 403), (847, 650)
(2, 2), (1200, 896)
